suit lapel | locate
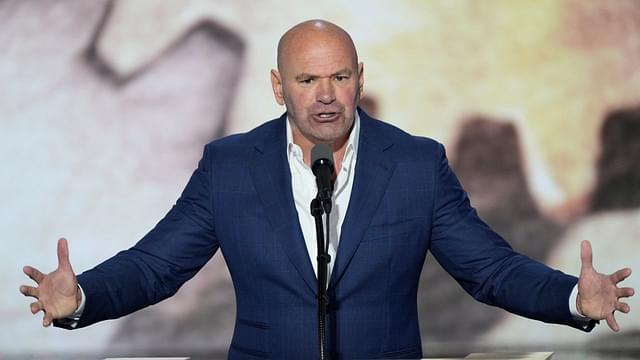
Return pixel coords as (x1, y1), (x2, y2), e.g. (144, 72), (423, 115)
(250, 115), (318, 295)
(329, 111), (396, 288)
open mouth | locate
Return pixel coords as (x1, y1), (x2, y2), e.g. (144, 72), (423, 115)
(312, 112), (341, 121)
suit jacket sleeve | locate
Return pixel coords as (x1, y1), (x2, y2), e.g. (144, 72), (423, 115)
(428, 143), (596, 331)
(58, 145), (219, 329)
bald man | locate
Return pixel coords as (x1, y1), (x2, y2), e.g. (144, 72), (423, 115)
(21, 20), (634, 359)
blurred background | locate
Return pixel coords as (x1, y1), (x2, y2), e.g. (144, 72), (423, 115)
(2, 0), (639, 358)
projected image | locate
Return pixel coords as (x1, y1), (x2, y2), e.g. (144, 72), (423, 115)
(4, 0), (639, 357)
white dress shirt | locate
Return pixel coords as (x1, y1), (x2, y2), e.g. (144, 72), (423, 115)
(286, 112), (359, 279)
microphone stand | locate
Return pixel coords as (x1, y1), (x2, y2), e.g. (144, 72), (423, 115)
(311, 195), (331, 360)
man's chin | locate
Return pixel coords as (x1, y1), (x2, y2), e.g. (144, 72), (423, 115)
(310, 129), (352, 147)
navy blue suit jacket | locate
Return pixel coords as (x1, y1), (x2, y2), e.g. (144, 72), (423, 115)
(68, 110), (591, 359)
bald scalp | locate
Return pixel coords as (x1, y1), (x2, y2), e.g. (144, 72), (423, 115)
(277, 19), (359, 73)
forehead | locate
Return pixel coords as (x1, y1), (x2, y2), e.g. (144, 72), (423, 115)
(280, 32), (357, 76)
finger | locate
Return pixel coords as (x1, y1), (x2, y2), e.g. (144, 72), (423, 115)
(19, 285), (39, 299)
(606, 312), (620, 332)
(23, 265), (45, 284)
(43, 309), (56, 327)
(580, 240), (593, 271)
(30, 301), (43, 314)
(616, 302), (630, 314)
(57, 237), (72, 271)
(610, 268), (632, 284)
(42, 312), (52, 327)
(617, 287), (635, 298)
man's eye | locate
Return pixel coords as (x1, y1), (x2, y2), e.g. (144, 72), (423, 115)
(334, 75), (348, 82)
(299, 79), (313, 84)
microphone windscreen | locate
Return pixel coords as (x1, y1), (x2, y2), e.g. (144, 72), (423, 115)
(311, 143), (334, 167)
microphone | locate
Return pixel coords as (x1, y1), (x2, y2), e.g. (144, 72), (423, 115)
(311, 143), (335, 206)
(310, 144), (334, 359)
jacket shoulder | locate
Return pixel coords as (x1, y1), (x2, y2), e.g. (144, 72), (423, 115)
(362, 114), (444, 160)
(202, 116), (284, 161)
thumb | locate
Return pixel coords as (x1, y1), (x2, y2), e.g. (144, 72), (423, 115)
(57, 237), (73, 271)
(580, 240), (593, 272)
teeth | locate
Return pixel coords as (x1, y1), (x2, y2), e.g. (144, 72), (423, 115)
(319, 113), (333, 118)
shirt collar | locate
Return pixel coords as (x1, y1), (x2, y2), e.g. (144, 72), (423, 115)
(286, 111), (360, 169)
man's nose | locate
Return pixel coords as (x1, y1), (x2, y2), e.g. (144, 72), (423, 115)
(316, 79), (335, 104)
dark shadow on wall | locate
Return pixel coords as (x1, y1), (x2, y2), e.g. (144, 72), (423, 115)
(590, 106), (640, 213)
(418, 116), (564, 341)
(358, 95), (379, 118)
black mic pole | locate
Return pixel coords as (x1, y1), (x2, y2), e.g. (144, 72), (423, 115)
(311, 196), (330, 360)
(310, 144), (334, 360)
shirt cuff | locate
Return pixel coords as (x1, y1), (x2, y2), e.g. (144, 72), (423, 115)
(569, 284), (587, 318)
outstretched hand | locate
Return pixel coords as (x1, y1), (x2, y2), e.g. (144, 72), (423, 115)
(20, 238), (81, 327)
(577, 240), (635, 332)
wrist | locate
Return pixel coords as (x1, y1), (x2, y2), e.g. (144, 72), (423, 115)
(576, 293), (584, 316)
(75, 284), (82, 311)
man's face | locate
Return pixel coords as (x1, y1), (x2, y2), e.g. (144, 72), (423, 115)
(271, 32), (364, 148)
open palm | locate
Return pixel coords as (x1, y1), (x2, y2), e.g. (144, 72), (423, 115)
(20, 238), (80, 327)
(577, 240), (635, 332)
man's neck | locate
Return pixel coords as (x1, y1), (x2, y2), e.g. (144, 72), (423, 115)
(292, 126), (352, 174)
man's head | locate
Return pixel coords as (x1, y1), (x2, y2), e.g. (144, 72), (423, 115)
(271, 20), (364, 151)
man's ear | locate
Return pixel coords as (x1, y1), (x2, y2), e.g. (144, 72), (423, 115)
(270, 69), (285, 106)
